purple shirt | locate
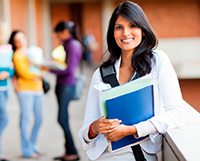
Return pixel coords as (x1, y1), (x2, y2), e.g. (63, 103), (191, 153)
(51, 36), (82, 85)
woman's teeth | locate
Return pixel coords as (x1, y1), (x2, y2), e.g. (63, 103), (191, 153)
(122, 38), (133, 43)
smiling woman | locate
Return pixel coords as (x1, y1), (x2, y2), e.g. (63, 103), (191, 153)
(78, 1), (184, 161)
(114, 15), (143, 84)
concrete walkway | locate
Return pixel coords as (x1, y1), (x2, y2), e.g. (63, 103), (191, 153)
(2, 64), (97, 161)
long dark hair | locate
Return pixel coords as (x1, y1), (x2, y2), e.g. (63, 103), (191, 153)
(8, 30), (21, 52)
(54, 21), (82, 43)
(102, 1), (158, 79)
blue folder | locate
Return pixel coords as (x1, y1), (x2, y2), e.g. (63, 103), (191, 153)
(105, 85), (154, 152)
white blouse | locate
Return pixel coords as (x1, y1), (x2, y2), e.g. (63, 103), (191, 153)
(78, 50), (185, 160)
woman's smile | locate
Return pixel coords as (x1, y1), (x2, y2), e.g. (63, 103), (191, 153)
(121, 37), (134, 43)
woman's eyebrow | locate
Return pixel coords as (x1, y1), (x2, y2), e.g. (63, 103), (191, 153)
(115, 23), (122, 26)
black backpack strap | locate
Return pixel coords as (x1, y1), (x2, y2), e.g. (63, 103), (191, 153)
(100, 64), (146, 161)
(132, 145), (146, 161)
(100, 64), (119, 87)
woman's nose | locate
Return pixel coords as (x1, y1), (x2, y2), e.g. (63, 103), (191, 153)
(123, 27), (130, 36)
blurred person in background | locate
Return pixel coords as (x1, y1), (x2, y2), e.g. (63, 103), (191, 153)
(0, 18), (14, 161)
(51, 21), (82, 161)
(82, 29), (98, 66)
(8, 30), (44, 159)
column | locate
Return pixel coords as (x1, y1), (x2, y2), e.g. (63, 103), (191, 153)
(27, 0), (37, 46)
(42, 0), (52, 59)
(101, 0), (115, 58)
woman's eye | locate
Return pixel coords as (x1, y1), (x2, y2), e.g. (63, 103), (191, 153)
(130, 24), (135, 28)
(115, 26), (122, 30)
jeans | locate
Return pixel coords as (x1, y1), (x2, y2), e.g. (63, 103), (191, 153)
(0, 91), (8, 157)
(17, 92), (44, 157)
(55, 84), (78, 155)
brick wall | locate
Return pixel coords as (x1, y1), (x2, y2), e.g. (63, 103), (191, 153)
(139, 0), (200, 38)
(51, 4), (71, 48)
(51, 2), (102, 63)
(179, 79), (200, 113)
(116, 0), (200, 38)
(10, 0), (28, 34)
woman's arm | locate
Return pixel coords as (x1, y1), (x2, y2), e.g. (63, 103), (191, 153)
(135, 51), (185, 138)
(0, 64), (14, 80)
(13, 52), (41, 80)
(0, 71), (9, 80)
(79, 69), (122, 146)
(78, 69), (102, 147)
(50, 42), (82, 76)
(149, 51), (185, 132)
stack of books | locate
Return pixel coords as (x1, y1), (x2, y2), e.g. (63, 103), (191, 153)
(0, 44), (13, 67)
(101, 74), (154, 152)
(28, 45), (67, 72)
(43, 45), (67, 70)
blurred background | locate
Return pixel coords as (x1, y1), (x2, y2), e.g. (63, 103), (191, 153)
(0, 0), (200, 160)
(1, 0), (200, 112)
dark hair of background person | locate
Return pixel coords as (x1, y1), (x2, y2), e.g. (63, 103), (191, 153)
(8, 30), (21, 52)
(54, 21), (82, 44)
(101, 1), (158, 79)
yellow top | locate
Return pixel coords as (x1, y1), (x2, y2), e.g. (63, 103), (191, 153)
(13, 49), (43, 92)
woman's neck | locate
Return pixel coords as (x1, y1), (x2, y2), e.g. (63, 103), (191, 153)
(119, 51), (134, 84)
(18, 47), (28, 55)
(120, 51), (133, 68)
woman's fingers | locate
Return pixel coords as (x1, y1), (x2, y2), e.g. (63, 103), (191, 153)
(100, 117), (121, 126)
(104, 134), (112, 142)
(99, 118), (122, 134)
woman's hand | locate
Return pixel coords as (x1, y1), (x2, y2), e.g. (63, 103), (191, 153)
(104, 124), (137, 142)
(98, 116), (122, 134)
(41, 66), (50, 72)
(12, 75), (18, 92)
(0, 71), (10, 80)
(89, 116), (121, 139)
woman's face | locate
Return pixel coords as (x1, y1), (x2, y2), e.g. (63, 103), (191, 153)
(56, 29), (71, 41)
(13, 32), (28, 49)
(114, 15), (142, 55)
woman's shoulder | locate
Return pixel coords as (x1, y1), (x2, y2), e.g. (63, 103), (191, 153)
(69, 39), (82, 48)
(92, 67), (101, 80)
(90, 67), (111, 91)
(91, 67), (104, 84)
(152, 50), (171, 64)
(13, 50), (21, 58)
(13, 50), (27, 62)
(152, 50), (168, 58)
(151, 50), (174, 77)
(13, 49), (24, 55)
